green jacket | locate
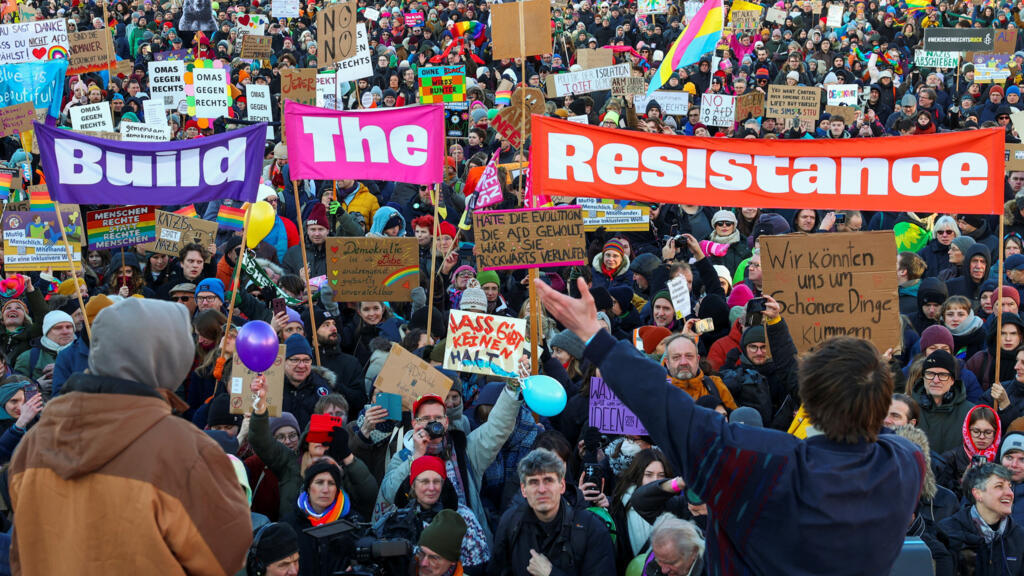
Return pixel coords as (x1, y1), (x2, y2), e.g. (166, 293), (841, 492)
(0, 289), (47, 363)
(915, 379), (975, 455)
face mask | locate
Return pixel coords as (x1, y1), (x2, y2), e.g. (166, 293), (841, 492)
(620, 438), (641, 457)
(199, 340), (216, 351)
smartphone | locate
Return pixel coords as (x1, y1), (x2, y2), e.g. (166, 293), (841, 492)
(307, 413), (345, 444)
(746, 297), (766, 327)
(374, 392), (403, 421)
(23, 382), (38, 402)
(272, 297), (287, 317)
(834, 213), (847, 224)
(695, 318), (715, 334)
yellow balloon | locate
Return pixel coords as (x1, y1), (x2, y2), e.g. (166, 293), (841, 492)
(246, 200), (276, 249)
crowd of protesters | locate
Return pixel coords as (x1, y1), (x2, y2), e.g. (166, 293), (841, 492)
(4, 0), (1024, 573)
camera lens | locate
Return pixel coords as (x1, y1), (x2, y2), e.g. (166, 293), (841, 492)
(425, 421), (445, 439)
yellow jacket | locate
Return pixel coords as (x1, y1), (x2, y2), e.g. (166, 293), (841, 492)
(341, 183), (379, 232)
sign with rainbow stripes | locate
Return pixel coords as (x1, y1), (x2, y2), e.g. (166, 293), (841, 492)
(0, 19), (69, 65)
(85, 206), (156, 250)
(325, 237), (418, 302)
(217, 204), (246, 231)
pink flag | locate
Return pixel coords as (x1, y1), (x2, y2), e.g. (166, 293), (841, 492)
(474, 150), (503, 209)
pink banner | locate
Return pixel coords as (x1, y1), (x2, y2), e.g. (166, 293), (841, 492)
(283, 100), (444, 185)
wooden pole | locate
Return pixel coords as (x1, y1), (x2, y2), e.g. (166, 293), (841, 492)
(426, 186), (441, 342)
(996, 213), (1007, 392)
(53, 203), (90, 340)
(292, 180), (322, 366)
(222, 206), (250, 329)
(518, 2), (540, 375)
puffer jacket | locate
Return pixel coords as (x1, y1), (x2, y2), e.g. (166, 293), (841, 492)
(939, 506), (1024, 576)
(340, 182), (380, 232)
(590, 253), (634, 292)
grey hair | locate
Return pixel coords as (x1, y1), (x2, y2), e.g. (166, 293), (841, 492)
(963, 463), (1013, 503)
(651, 516), (705, 559)
(932, 215), (960, 240)
(517, 448), (566, 484)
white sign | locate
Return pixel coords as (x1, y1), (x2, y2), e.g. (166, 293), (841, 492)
(121, 121), (171, 141)
(826, 5), (843, 27)
(633, 91), (690, 115)
(192, 67), (230, 119)
(246, 84), (274, 140)
(316, 72), (338, 109)
(638, 0), (668, 15)
(70, 102), (113, 132)
(683, 1), (701, 18)
(553, 63), (631, 97)
(667, 275), (691, 319)
(567, 114), (589, 124)
(0, 19), (69, 65)
(699, 93), (735, 127)
(148, 60), (186, 108)
(335, 24), (372, 82)
(765, 6), (786, 23)
(142, 98), (165, 125)
(915, 50), (959, 68)
(271, 0), (299, 18)
(826, 84), (859, 106)
(364, 7), (380, 20)
(235, 14), (267, 39)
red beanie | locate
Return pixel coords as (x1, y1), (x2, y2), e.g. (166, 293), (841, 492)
(411, 455), (446, 482)
(439, 221), (457, 239)
(306, 203), (328, 229)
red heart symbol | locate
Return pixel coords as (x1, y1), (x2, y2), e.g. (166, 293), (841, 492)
(330, 245), (339, 253)
(402, 281), (409, 289)
(238, 14), (250, 25)
(32, 47), (46, 59)
(814, 322), (820, 326)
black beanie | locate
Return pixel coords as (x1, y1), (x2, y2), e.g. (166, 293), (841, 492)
(923, 350), (957, 378)
(740, 325), (766, 349)
(207, 394), (242, 428)
(590, 287), (614, 311)
(303, 459), (343, 492)
(254, 523), (299, 566)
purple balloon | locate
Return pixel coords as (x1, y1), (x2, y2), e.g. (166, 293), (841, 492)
(236, 320), (279, 373)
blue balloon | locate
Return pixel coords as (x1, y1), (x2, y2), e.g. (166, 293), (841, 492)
(236, 321), (279, 373)
(521, 375), (567, 417)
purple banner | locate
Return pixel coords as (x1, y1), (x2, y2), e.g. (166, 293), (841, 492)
(35, 121), (266, 205)
(589, 377), (648, 436)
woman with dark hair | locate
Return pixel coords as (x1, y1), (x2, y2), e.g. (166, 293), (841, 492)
(610, 448), (674, 569)
(105, 251), (155, 298)
(185, 309), (229, 418)
(935, 405), (1000, 498)
(340, 301), (404, 364)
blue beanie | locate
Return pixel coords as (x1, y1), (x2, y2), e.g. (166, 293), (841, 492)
(1009, 85), (1021, 98)
(285, 333), (313, 359)
(195, 278), (225, 303)
(0, 380), (29, 420)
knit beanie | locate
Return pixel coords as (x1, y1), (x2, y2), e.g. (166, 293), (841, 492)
(42, 310), (74, 337)
(636, 325), (671, 355)
(207, 393), (242, 428)
(253, 523), (299, 567)
(711, 209), (737, 225)
(439, 221), (457, 238)
(303, 459), (343, 492)
(590, 287), (614, 311)
(727, 283), (754, 308)
(270, 412), (301, 437)
(652, 290), (672, 307)
(57, 277), (86, 296)
(714, 265), (732, 289)
(85, 294), (113, 323)
(603, 238), (627, 256)
(950, 236), (976, 255)
(729, 305), (745, 326)
(0, 381), (28, 420)
(740, 325), (766, 349)
(459, 286), (488, 313)
(923, 350), (957, 377)
(999, 286), (1021, 308)
(195, 278), (225, 303)
(411, 455), (446, 482)
(550, 329), (585, 360)
(285, 333), (313, 359)
(610, 286), (634, 311)
(418, 509), (467, 563)
(919, 325), (954, 352)
(477, 269), (500, 287)
(306, 202), (329, 229)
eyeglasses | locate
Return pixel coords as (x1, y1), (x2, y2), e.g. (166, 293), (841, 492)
(970, 428), (996, 438)
(171, 296), (194, 302)
(415, 415), (445, 424)
(714, 221), (734, 227)
(286, 357), (312, 366)
(935, 229), (955, 235)
(196, 295), (220, 303)
(923, 370), (952, 382)
(274, 431), (299, 442)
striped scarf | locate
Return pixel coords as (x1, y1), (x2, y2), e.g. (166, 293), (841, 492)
(297, 489), (350, 527)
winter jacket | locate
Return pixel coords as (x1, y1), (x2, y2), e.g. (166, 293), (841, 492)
(340, 182), (380, 232)
(719, 317), (800, 429)
(0, 288), (47, 362)
(341, 317), (404, 365)
(915, 378), (976, 455)
(583, 329), (925, 575)
(589, 253), (634, 293)
(966, 314), (1024, 391)
(982, 379), (1024, 429)
(13, 339), (60, 384)
(946, 244), (992, 308)
(281, 238), (327, 280)
(51, 336), (90, 396)
(707, 318), (742, 372)
(919, 239), (954, 279)
(9, 372), (252, 575)
(283, 366), (336, 431)
(939, 506), (1024, 576)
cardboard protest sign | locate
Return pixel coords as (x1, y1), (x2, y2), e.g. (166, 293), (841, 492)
(443, 310), (527, 378)
(281, 69), (317, 106)
(760, 231), (899, 354)
(611, 76), (646, 97)
(923, 28), (994, 52)
(189, 66), (231, 119)
(633, 91), (689, 115)
(1006, 144), (1024, 171)
(229, 344), (285, 416)
(140, 209), (218, 256)
(730, 8), (761, 31)
(577, 48), (613, 70)
(85, 206), (156, 250)
(373, 344), (453, 410)
(335, 24), (372, 83)
(826, 84), (859, 106)
(474, 206), (585, 270)
(2, 209), (82, 271)
(234, 14), (267, 39)
(418, 65), (466, 104)
(70, 103), (113, 131)
(825, 105), (859, 125)
(67, 29), (114, 74)
(120, 121), (171, 141)
(915, 50), (958, 68)
(325, 237), (419, 302)
(0, 20), (69, 65)
(667, 275), (692, 319)
(735, 90), (764, 121)
(766, 85), (821, 131)
(576, 198), (651, 231)
(826, 5), (843, 27)
(700, 93), (735, 127)
(552, 63), (631, 97)
(0, 102), (34, 138)
(240, 35), (272, 59)
(491, 0), (552, 59)
(590, 377), (647, 435)
(993, 29), (1018, 53)
(318, 1), (357, 63)
(149, 60), (187, 108)
(491, 87), (545, 149)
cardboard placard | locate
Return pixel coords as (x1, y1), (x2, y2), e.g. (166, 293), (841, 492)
(760, 231), (900, 354)
(318, 1), (357, 63)
(577, 48), (614, 70)
(1006, 144), (1024, 171)
(731, 9), (761, 31)
(491, 0), (553, 60)
(240, 35), (272, 59)
(0, 102), (35, 138)
(325, 237), (419, 302)
(2, 209), (82, 272)
(0, 19), (69, 65)
(281, 68), (317, 106)
(576, 198), (651, 232)
(491, 87), (545, 149)
(120, 121), (171, 141)
(474, 206), (586, 270)
(825, 105), (859, 125)
(734, 90), (764, 121)
(85, 206), (156, 250)
(247, 84), (274, 140)
(699, 93), (736, 127)
(373, 344), (453, 410)
(590, 377), (648, 435)
(825, 84), (859, 106)
(335, 24), (373, 83)
(443, 310), (527, 378)
(139, 210), (218, 256)
(914, 50), (959, 68)
(766, 85), (821, 130)
(826, 4), (843, 27)
(633, 91), (690, 116)
(611, 76), (646, 97)
(70, 102), (113, 132)
(67, 29), (115, 75)
(765, 6), (786, 23)
(229, 344), (285, 416)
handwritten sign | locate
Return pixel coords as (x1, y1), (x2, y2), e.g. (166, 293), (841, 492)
(474, 206), (585, 270)
(443, 310), (527, 378)
(735, 91), (764, 121)
(325, 237), (419, 302)
(915, 50), (958, 68)
(826, 84), (859, 106)
(418, 65), (466, 104)
(766, 85), (821, 131)
(121, 121), (171, 141)
(491, 87), (545, 149)
(2, 209), (82, 271)
(590, 377), (647, 435)
(552, 63), (631, 97)
(765, 6), (786, 23)
(281, 68), (316, 106)
(335, 23), (372, 83)
(140, 209), (218, 256)
(0, 19), (69, 65)
(373, 344), (453, 410)
(633, 91), (690, 115)
(667, 275), (692, 319)
(0, 102), (34, 138)
(229, 344), (285, 416)
(85, 206), (156, 250)
(761, 231), (899, 354)
(731, 8), (761, 31)
(241, 35), (272, 59)
(700, 93), (735, 127)
(611, 76), (646, 97)
(826, 4), (843, 27)
(318, 1), (356, 63)
(67, 29), (114, 74)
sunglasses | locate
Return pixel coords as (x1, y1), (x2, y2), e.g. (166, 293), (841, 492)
(172, 295), (194, 302)
(935, 229), (955, 235)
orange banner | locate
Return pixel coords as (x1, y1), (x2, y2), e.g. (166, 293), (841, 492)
(530, 116), (1005, 215)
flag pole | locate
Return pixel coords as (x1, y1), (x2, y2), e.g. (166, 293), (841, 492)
(426, 189), (441, 343)
(53, 202), (90, 340)
(517, 0), (540, 375)
(292, 180), (322, 366)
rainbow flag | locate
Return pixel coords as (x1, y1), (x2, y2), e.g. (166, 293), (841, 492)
(451, 21), (486, 46)
(174, 204), (198, 218)
(29, 187), (53, 212)
(648, 0), (723, 94)
(495, 89), (512, 106)
(0, 172), (12, 198)
(217, 205), (246, 231)
(905, 0), (931, 12)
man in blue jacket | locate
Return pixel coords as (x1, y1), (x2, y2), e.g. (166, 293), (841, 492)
(534, 277), (926, 575)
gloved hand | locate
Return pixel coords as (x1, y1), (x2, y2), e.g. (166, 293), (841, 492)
(327, 425), (352, 463)
(223, 290), (243, 307)
(328, 201), (342, 215)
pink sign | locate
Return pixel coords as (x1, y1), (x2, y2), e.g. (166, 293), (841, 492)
(404, 12), (424, 26)
(474, 150), (502, 209)
(283, 100), (444, 185)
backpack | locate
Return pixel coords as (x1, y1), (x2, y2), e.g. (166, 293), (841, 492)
(718, 367), (772, 423)
(586, 506), (617, 545)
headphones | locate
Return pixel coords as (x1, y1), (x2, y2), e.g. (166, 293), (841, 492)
(246, 523), (273, 576)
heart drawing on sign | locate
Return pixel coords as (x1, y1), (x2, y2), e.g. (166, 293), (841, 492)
(31, 47), (47, 59)
(331, 245), (339, 253)
(237, 14), (251, 26)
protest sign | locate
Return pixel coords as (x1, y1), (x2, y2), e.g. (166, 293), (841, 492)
(443, 310), (527, 378)
(445, 103), (469, 138)
(324, 237), (419, 302)
(2, 209), (82, 272)
(637, 0), (668, 14)
(492, 87), (545, 148)
(825, 105), (859, 125)
(149, 60), (187, 108)
(140, 209), (219, 256)
(190, 65), (231, 118)
(667, 275), (692, 318)
(766, 85), (821, 130)
(826, 84), (859, 106)
(281, 68), (317, 107)
(684, 1), (701, 18)
(765, 6), (786, 23)
(0, 102), (34, 138)
(153, 49), (191, 61)
(576, 198), (651, 232)
(36, 121), (265, 205)
(0, 19), (69, 65)
(760, 231), (899, 354)
(240, 35), (272, 60)
(552, 63), (631, 97)
(318, 1), (357, 63)
(85, 206), (156, 250)
(474, 206), (585, 270)
(567, 114), (589, 124)
(700, 93), (736, 127)
(234, 14), (267, 39)
(335, 23), (372, 83)
(418, 65), (466, 104)
(316, 72), (338, 109)
(735, 90), (764, 121)
(70, 103), (113, 132)
(284, 101), (443, 185)
(229, 344), (285, 416)
(0, 60), (68, 119)
(474, 152), (503, 209)
(491, 0), (552, 59)
(373, 344), (453, 410)
(633, 91), (689, 115)
(577, 48), (613, 70)
(730, 8), (761, 31)
(143, 98), (165, 125)
(590, 377), (648, 435)
(530, 115), (1004, 214)
(404, 12), (424, 26)
(826, 5), (843, 27)
(973, 53), (1011, 82)
(915, 50), (958, 68)
(246, 84), (274, 140)
(611, 76), (646, 97)
(272, 0), (299, 18)
(923, 28), (994, 52)
(67, 29), (114, 74)
(1006, 144), (1024, 171)
(364, 7), (380, 20)
(120, 121), (171, 142)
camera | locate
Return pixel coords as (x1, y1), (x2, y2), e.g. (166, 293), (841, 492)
(834, 213), (846, 224)
(303, 519), (413, 576)
(349, 537), (414, 576)
(745, 297), (766, 327)
(424, 420), (445, 439)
